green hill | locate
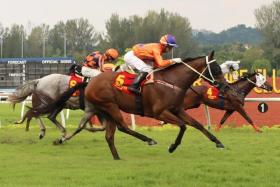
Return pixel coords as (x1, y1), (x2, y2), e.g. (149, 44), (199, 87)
(193, 24), (263, 45)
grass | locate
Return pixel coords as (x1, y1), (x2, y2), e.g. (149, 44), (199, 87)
(0, 103), (280, 186)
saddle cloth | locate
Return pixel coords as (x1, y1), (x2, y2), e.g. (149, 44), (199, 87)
(112, 72), (151, 95)
(205, 85), (219, 100)
(69, 74), (84, 97)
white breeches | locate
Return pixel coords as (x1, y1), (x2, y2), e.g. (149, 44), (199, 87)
(124, 51), (153, 73)
(81, 66), (101, 78)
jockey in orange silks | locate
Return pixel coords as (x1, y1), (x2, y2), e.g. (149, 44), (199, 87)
(124, 34), (181, 95)
(81, 48), (119, 77)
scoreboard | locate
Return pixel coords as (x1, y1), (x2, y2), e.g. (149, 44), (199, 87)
(0, 57), (74, 88)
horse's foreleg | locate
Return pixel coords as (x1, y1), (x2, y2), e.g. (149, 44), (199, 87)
(236, 107), (262, 133)
(157, 110), (187, 153)
(64, 111), (94, 142)
(47, 107), (67, 144)
(216, 110), (234, 131)
(179, 111), (224, 148)
(85, 125), (106, 132)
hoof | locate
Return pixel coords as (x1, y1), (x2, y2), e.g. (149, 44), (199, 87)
(39, 134), (44, 140)
(253, 125), (262, 133)
(168, 144), (177, 153)
(147, 139), (157, 146)
(216, 143), (225, 149)
(215, 124), (222, 132)
(53, 138), (63, 145)
(255, 129), (263, 133)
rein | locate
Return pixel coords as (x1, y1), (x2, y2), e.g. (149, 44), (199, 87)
(180, 56), (217, 84)
(149, 56), (218, 92)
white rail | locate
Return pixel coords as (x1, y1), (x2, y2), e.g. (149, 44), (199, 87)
(245, 98), (280, 102)
(205, 97), (280, 129)
(1, 94), (279, 130)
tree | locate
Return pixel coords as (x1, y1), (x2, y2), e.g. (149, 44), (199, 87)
(48, 21), (66, 57)
(3, 24), (25, 58)
(65, 18), (99, 54)
(101, 9), (196, 57)
(26, 24), (51, 57)
(240, 47), (264, 70)
(48, 18), (100, 59)
(255, 1), (280, 48)
(251, 58), (271, 73)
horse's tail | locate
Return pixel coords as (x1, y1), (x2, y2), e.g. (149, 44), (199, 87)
(8, 79), (39, 109)
(55, 82), (88, 108)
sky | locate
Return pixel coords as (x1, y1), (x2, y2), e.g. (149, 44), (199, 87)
(0, 0), (275, 33)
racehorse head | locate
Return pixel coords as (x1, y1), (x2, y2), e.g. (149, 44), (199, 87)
(201, 51), (224, 83)
(180, 51), (224, 86)
(199, 51), (244, 104)
(243, 72), (273, 91)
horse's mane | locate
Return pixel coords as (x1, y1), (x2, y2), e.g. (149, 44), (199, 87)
(229, 72), (256, 85)
(182, 55), (205, 63)
(157, 55), (206, 72)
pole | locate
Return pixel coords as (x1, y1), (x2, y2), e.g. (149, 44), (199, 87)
(64, 32), (66, 57)
(60, 110), (66, 127)
(21, 33), (23, 58)
(130, 114), (136, 130)
(0, 36), (2, 58)
(43, 37), (45, 57)
(204, 105), (212, 130)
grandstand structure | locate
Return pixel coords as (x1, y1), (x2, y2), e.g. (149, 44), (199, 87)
(0, 57), (74, 91)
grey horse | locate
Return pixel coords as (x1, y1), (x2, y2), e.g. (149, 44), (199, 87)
(8, 73), (104, 143)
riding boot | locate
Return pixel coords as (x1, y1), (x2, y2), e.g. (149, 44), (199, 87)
(128, 72), (148, 95)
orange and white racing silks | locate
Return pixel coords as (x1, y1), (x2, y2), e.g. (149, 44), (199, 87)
(84, 51), (104, 70)
(132, 43), (172, 68)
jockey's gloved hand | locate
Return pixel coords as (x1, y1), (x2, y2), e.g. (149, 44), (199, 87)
(171, 58), (182, 63)
(231, 63), (239, 71)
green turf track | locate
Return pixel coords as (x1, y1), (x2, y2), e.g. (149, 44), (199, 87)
(0, 103), (280, 187)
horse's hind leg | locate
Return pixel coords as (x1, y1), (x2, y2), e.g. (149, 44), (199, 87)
(25, 115), (33, 131)
(104, 119), (120, 160)
(84, 115), (106, 132)
(216, 110), (234, 131)
(84, 125), (106, 132)
(14, 109), (31, 125)
(37, 117), (46, 139)
(101, 103), (156, 145)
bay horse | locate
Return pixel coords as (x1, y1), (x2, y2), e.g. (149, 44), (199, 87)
(59, 51), (242, 160)
(214, 72), (272, 130)
(160, 72), (272, 131)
